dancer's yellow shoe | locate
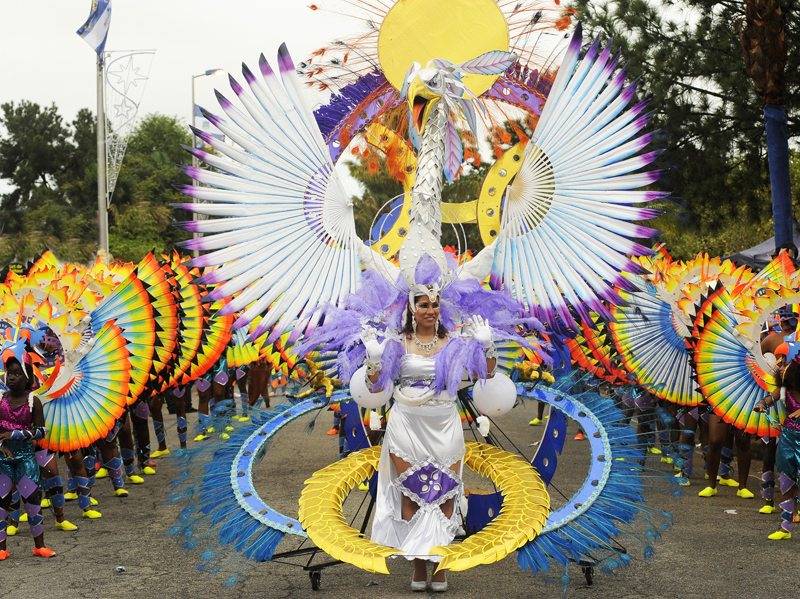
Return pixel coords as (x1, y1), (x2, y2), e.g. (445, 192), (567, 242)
(528, 418), (543, 426)
(6, 525), (17, 536)
(648, 447), (662, 455)
(225, 426), (235, 432)
(220, 433), (230, 440)
(661, 457), (674, 464)
(737, 488), (755, 499)
(82, 510), (102, 519)
(126, 475), (144, 484)
(231, 415), (241, 421)
(206, 427), (216, 434)
(759, 504), (776, 514)
(41, 498), (51, 508)
(719, 478), (738, 487)
(19, 513), (28, 522)
(698, 486), (717, 497)
(95, 467), (108, 479)
(674, 474), (690, 486)
(151, 449), (170, 458)
(768, 530), (791, 540)
(142, 466), (156, 475)
(64, 492), (78, 500)
(55, 520), (78, 531)
(90, 497), (98, 506)
(114, 488), (129, 497)
(238, 416), (250, 422)
(194, 434), (208, 441)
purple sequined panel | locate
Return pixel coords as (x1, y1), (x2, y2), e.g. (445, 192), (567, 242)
(0, 393), (31, 433)
(401, 462), (458, 505)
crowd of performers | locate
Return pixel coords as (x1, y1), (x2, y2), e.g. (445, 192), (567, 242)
(558, 242), (800, 542)
(0, 251), (300, 560)
(3, 239), (800, 564)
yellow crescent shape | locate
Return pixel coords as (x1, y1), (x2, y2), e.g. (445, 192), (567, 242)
(298, 441), (549, 574)
(476, 141), (527, 245)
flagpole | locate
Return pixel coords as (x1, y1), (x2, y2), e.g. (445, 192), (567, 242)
(97, 52), (109, 263)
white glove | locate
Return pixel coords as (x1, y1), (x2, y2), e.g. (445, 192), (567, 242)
(466, 315), (493, 349)
(369, 410), (382, 431)
(362, 329), (388, 362)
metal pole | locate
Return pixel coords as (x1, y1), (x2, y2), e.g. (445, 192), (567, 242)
(97, 53), (109, 263)
(191, 75), (199, 258)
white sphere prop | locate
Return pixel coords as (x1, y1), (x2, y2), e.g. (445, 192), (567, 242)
(349, 365), (393, 409)
(472, 374), (517, 417)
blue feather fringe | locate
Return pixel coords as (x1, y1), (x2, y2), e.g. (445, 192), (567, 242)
(517, 378), (677, 579)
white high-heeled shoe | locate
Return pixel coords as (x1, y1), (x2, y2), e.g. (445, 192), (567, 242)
(411, 579), (427, 592)
(431, 575), (447, 592)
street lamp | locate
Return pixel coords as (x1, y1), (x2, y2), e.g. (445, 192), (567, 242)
(190, 69), (224, 257)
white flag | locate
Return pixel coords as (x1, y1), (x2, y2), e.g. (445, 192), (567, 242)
(77, 0), (113, 56)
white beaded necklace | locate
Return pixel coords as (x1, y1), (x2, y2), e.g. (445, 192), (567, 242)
(413, 332), (437, 356)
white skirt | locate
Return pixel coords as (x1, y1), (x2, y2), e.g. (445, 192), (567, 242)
(371, 400), (465, 561)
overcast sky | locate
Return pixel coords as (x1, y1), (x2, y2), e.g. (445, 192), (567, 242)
(0, 1), (364, 194)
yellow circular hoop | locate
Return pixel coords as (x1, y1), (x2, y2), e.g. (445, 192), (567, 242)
(298, 441), (549, 574)
(377, 0), (510, 96)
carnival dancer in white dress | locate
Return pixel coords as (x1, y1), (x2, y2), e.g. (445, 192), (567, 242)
(363, 286), (496, 591)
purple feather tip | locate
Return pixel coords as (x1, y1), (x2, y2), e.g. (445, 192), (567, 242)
(191, 256), (215, 270)
(171, 183), (196, 198)
(629, 96), (651, 117)
(643, 168), (663, 184)
(181, 220), (202, 233)
(199, 107), (222, 127)
(170, 202), (199, 212)
(621, 77), (641, 103)
(180, 143), (208, 162)
(636, 132), (657, 150)
(276, 43), (295, 73)
(259, 53), (274, 77)
(242, 62), (257, 84)
(179, 237), (203, 251)
(214, 89), (233, 110)
(228, 74), (244, 96)
(638, 208), (663, 220)
(585, 36), (601, 62)
(634, 224), (659, 238)
(569, 22), (583, 51)
(597, 43), (611, 65)
(231, 319), (250, 331)
(644, 191), (670, 201)
(181, 165), (203, 180)
(189, 125), (214, 145)
(640, 149), (666, 165)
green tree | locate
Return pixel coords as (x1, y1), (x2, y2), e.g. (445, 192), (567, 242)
(0, 105), (195, 265)
(569, 0), (800, 258)
(0, 101), (98, 263)
(108, 113), (193, 261)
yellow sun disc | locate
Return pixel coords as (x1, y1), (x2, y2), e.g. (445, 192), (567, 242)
(298, 441), (549, 574)
(378, 0), (510, 96)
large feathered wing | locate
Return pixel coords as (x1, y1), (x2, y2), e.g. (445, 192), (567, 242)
(175, 44), (362, 342)
(491, 24), (663, 329)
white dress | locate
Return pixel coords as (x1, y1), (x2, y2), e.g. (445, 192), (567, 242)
(370, 344), (466, 561)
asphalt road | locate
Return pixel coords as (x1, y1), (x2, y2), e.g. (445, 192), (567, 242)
(2, 398), (798, 599)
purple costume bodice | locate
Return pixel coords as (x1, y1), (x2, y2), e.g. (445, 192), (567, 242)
(785, 390), (800, 432)
(0, 392), (32, 433)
